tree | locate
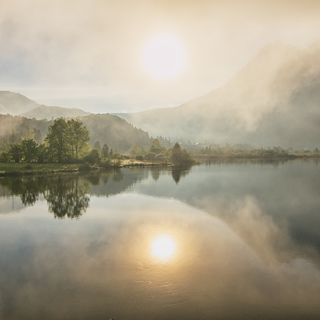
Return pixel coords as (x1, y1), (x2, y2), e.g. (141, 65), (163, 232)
(0, 151), (11, 163)
(85, 148), (102, 165)
(171, 142), (193, 167)
(45, 118), (70, 163)
(45, 118), (90, 163)
(67, 119), (90, 160)
(9, 144), (23, 163)
(145, 152), (156, 162)
(36, 144), (48, 163)
(94, 140), (101, 150)
(129, 143), (142, 158)
(21, 139), (38, 163)
(102, 143), (109, 158)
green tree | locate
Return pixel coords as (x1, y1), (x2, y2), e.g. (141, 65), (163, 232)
(21, 139), (38, 163)
(45, 118), (70, 163)
(145, 152), (156, 162)
(150, 138), (164, 154)
(85, 148), (102, 165)
(67, 119), (90, 160)
(129, 143), (142, 158)
(36, 144), (48, 163)
(9, 144), (23, 163)
(171, 142), (193, 167)
(0, 151), (11, 163)
(102, 143), (109, 158)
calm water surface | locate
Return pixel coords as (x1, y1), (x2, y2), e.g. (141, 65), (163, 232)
(0, 161), (320, 319)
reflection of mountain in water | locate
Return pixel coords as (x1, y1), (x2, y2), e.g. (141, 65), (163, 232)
(2, 162), (319, 268)
(130, 161), (320, 266)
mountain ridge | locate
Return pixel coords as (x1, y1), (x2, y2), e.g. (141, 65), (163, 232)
(0, 91), (90, 120)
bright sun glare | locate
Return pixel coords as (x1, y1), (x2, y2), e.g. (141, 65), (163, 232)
(151, 235), (176, 260)
(142, 35), (186, 80)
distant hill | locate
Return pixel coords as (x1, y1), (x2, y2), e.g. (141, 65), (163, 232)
(79, 114), (151, 152)
(0, 91), (90, 120)
(22, 105), (90, 120)
(0, 91), (40, 115)
(119, 41), (320, 149)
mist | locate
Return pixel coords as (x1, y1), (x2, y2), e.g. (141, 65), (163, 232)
(1, 0), (320, 114)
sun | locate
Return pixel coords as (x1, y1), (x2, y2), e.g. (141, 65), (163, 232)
(151, 235), (176, 260)
(142, 35), (186, 80)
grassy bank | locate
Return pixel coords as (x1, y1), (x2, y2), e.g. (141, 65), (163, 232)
(0, 161), (170, 176)
(0, 163), (80, 176)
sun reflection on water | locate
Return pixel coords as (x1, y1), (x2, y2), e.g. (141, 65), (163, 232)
(151, 234), (176, 261)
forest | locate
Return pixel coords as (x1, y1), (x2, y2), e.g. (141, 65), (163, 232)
(0, 117), (194, 169)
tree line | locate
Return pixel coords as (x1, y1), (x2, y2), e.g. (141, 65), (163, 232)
(0, 118), (194, 167)
(129, 138), (194, 167)
(0, 118), (117, 166)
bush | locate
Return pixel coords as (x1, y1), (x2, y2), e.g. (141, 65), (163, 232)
(144, 152), (156, 161)
(84, 148), (102, 165)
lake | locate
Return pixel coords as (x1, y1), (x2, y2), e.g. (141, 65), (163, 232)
(1, 160), (320, 320)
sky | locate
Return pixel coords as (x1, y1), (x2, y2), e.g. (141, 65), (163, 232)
(1, 0), (320, 113)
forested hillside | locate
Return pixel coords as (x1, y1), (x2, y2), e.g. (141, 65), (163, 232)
(0, 113), (151, 153)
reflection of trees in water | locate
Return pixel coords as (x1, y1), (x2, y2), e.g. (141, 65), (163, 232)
(171, 168), (191, 184)
(112, 169), (124, 182)
(1, 166), (193, 216)
(44, 176), (90, 219)
(0, 175), (90, 218)
(1, 176), (48, 206)
(205, 158), (289, 167)
(151, 168), (160, 181)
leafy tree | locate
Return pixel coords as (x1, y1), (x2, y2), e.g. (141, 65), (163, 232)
(150, 138), (163, 154)
(85, 148), (102, 165)
(9, 144), (23, 163)
(102, 143), (109, 158)
(36, 144), (48, 163)
(145, 152), (156, 161)
(21, 139), (38, 163)
(129, 143), (143, 158)
(45, 118), (70, 163)
(171, 143), (193, 167)
(67, 119), (90, 160)
(0, 151), (11, 163)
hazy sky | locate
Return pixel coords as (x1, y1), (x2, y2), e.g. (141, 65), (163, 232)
(1, 0), (320, 113)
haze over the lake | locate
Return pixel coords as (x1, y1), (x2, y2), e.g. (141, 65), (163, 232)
(1, 0), (320, 113)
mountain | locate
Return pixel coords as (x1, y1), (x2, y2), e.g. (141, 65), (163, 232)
(0, 91), (90, 120)
(120, 41), (320, 149)
(22, 105), (90, 120)
(0, 91), (40, 115)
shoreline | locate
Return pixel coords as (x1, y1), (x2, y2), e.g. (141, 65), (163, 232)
(0, 155), (319, 176)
